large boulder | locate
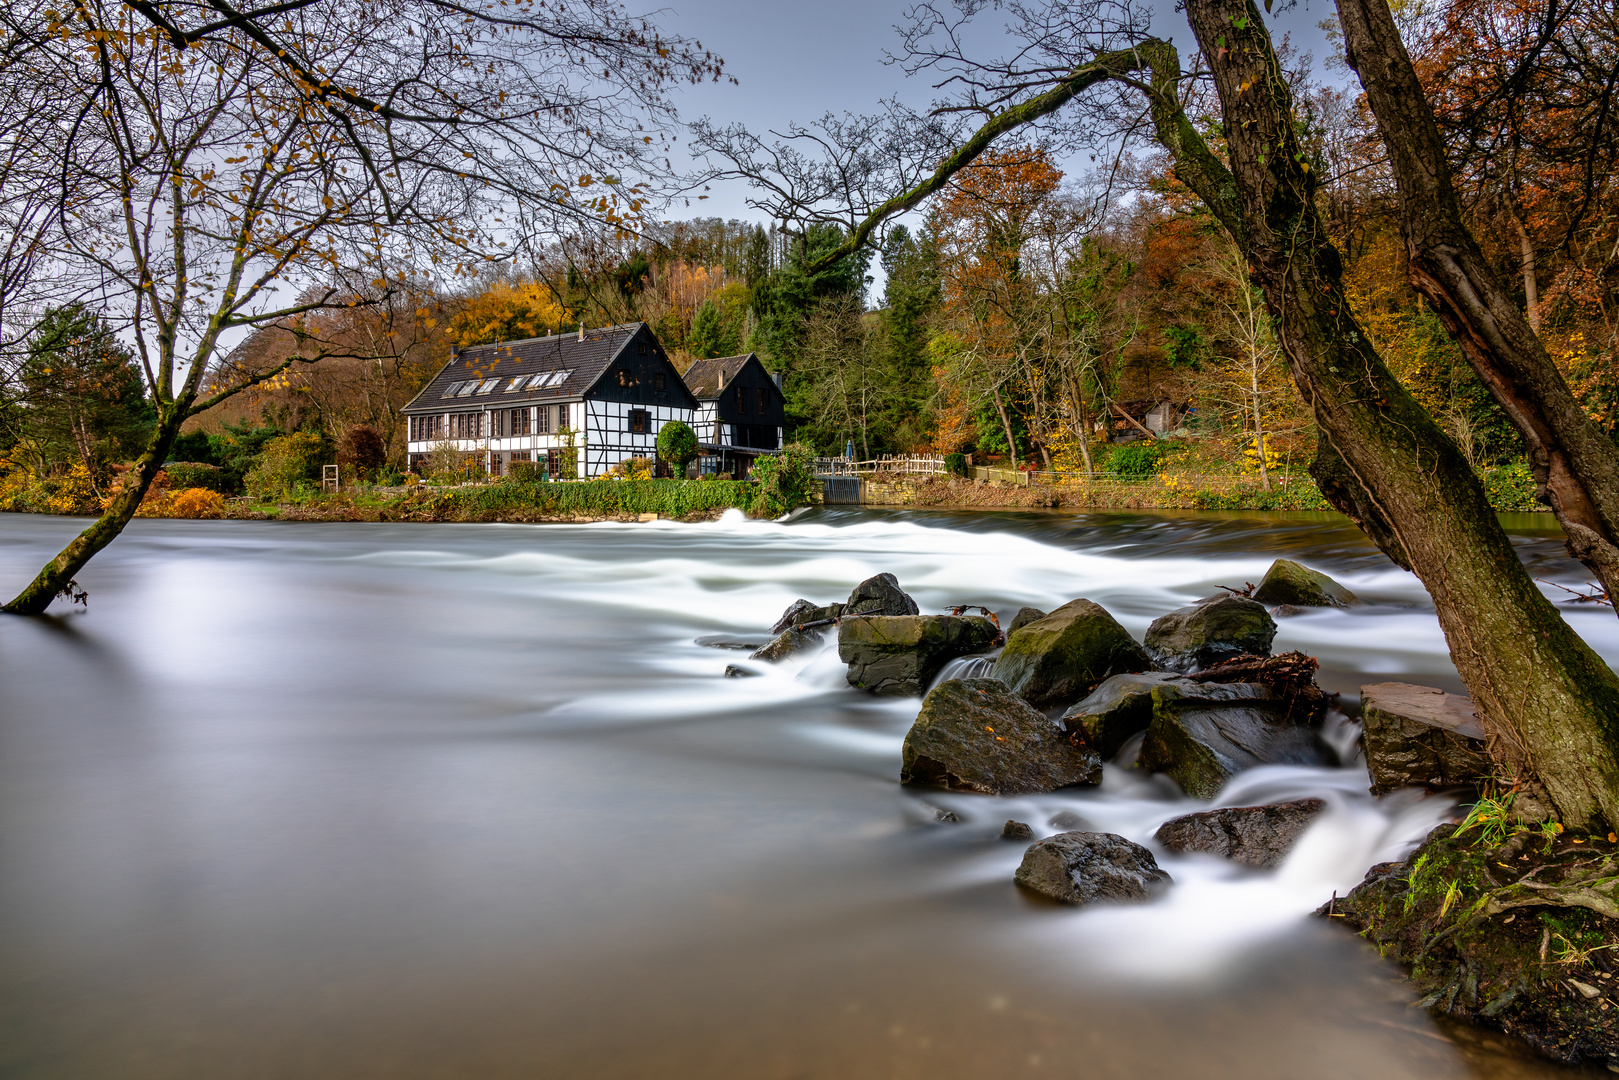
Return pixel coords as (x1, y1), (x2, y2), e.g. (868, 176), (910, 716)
(1138, 681), (1336, 799)
(1251, 559), (1360, 608)
(1144, 595), (1276, 672)
(838, 615), (1001, 696)
(1360, 682), (1490, 794)
(990, 599), (1154, 707)
(770, 599), (844, 634)
(844, 573), (919, 617)
(901, 678), (1102, 795)
(1061, 671), (1184, 759)
(1014, 831), (1173, 906)
(1154, 798), (1326, 868)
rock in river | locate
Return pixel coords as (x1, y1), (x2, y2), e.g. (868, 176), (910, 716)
(839, 615), (1001, 696)
(1360, 682), (1490, 794)
(1061, 671), (1184, 759)
(901, 678), (1102, 796)
(1006, 606), (1048, 635)
(1138, 681), (1335, 799)
(1251, 559), (1360, 608)
(1144, 595), (1276, 673)
(770, 598), (844, 634)
(749, 626), (822, 662)
(1014, 831), (1173, 907)
(1154, 799), (1326, 868)
(844, 573), (919, 617)
(990, 599), (1154, 708)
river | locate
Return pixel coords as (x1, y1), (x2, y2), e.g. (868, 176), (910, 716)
(1, 507), (1615, 1079)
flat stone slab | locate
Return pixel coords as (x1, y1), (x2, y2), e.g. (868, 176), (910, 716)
(1154, 798), (1326, 868)
(1360, 682), (1489, 794)
(838, 614), (1000, 696)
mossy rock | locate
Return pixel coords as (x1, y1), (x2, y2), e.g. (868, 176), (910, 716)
(1006, 606), (1048, 635)
(901, 678), (1102, 796)
(1325, 824), (1619, 1066)
(990, 598), (1153, 708)
(838, 615), (1001, 696)
(1251, 558), (1360, 608)
(1361, 682), (1491, 795)
(1144, 595), (1277, 672)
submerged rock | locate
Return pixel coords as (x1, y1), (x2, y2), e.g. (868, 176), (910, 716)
(723, 664), (758, 678)
(1251, 559), (1360, 608)
(1014, 831), (1173, 906)
(1002, 820), (1035, 840)
(901, 678), (1102, 796)
(749, 627), (822, 662)
(1154, 798), (1326, 868)
(1361, 682), (1490, 794)
(1006, 606), (1048, 636)
(839, 614), (1001, 696)
(1144, 595), (1276, 672)
(1061, 671), (1184, 759)
(1138, 681), (1336, 799)
(990, 599), (1154, 708)
(844, 573), (919, 617)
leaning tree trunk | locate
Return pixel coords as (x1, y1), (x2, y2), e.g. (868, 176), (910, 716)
(3, 402), (187, 615)
(1334, 0), (1619, 608)
(1180, 0), (1619, 828)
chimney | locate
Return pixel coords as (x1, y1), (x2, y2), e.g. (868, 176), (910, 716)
(577, 322), (584, 342)
(772, 371), (783, 390)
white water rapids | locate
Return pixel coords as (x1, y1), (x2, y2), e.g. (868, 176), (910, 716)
(1, 507), (1613, 1079)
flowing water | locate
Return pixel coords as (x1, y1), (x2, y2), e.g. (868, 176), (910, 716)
(1, 507), (1615, 1080)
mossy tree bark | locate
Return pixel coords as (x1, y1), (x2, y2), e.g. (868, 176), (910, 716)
(1178, 0), (1619, 828)
(1333, 0), (1619, 606)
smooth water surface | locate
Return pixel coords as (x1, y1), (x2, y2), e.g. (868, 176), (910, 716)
(1, 508), (1614, 1080)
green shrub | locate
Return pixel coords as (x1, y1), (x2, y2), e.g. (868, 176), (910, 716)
(404, 478), (765, 520)
(1478, 461), (1546, 512)
(244, 431), (327, 500)
(944, 452), (968, 477)
(750, 442), (819, 516)
(506, 461), (546, 483)
(1102, 441), (1169, 477)
(656, 420), (699, 473)
(162, 461), (227, 491)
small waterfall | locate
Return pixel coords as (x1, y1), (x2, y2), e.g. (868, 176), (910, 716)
(929, 653), (998, 691)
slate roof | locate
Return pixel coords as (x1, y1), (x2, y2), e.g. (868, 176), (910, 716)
(403, 323), (643, 413)
(682, 354), (753, 400)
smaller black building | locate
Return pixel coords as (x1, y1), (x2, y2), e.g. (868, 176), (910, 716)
(681, 353), (786, 474)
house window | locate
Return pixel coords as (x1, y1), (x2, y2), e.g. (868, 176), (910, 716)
(474, 379), (499, 395)
(535, 405), (550, 434)
(557, 403), (569, 429)
(758, 387), (768, 412)
(638, 342), (648, 355)
(735, 385), (746, 413)
(628, 409), (649, 434)
(653, 373), (666, 392)
(505, 408), (530, 436)
(546, 448), (562, 476)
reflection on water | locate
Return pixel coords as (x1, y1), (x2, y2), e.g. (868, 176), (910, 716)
(0, 508), (1612, 1079)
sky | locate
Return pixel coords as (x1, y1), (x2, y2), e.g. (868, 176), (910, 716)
(645, 0), (1352, 227)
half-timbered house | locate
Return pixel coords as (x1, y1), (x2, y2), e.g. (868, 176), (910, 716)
(680, 353), (785, 478)
(401, 323), (699, 478)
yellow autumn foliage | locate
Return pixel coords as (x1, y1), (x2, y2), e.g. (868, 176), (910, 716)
(447, 280), (573, 347)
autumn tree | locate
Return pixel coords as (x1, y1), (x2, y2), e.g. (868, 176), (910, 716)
(0, 0), (724, 614)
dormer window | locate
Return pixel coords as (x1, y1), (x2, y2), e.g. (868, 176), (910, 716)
(474, 378), (499, 395)
(503, 376), (527, 392)
(455, 381), (480, 397)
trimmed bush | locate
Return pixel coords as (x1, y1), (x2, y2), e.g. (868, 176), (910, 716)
(399, 478), (769, 521)
(656, 420), (699, 473)
(944, 452), (968, 477)
(163, 461), (227, 492)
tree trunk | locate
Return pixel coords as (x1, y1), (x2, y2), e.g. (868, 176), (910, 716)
(3, 402), (185, 615)
(1334, 0), (1619, 609)
(992, 387), (1019, 469)
(1509, 207), (1541, 332)
(1182, 0), (1619, 828)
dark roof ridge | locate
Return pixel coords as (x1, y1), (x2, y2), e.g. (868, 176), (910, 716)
(460, 322), (642, 352)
